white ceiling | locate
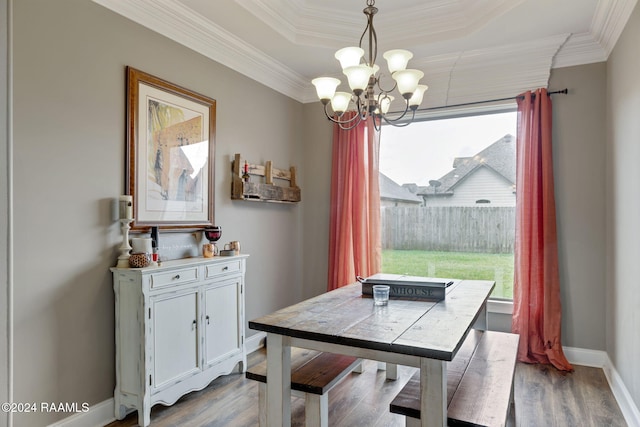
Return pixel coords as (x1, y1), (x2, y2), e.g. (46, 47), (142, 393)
(93, 0), (637, 107)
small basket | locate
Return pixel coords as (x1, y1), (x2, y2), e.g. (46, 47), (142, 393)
(129, 252), (151, 268)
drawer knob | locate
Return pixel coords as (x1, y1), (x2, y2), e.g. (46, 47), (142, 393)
(173, 274), (181, 280)
(222, 266), (229, 271)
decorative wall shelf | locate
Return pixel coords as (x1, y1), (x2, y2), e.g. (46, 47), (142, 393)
(231, 153), (301, 203)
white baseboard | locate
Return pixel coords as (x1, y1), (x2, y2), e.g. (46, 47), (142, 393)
(563, 346), (608, 367)
(603, 355), (640, 427)
(564, 346), (640, 427)
(49, 343), (640, 427)
(246, 332), (266, 354)
(47, 398), (115, 427)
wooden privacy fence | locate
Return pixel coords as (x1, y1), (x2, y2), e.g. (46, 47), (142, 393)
(381, 206), (515, 254)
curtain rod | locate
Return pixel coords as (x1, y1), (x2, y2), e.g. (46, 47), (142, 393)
(409, 88), (569, 113)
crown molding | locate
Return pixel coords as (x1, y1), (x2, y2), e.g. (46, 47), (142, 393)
(553, 32), (607, 68)
(92, 0), (309, 102)
(552, 0), (637, 68)
(442, 34), (568, 105)
(591, 0), (638, 57)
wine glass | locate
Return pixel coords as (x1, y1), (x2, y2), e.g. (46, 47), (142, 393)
(204, 226), (222, 256)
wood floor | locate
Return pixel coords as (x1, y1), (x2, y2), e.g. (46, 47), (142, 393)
(106, 349), (627, 427)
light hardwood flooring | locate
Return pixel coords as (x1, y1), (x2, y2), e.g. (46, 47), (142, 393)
(106, 349), (627, 427)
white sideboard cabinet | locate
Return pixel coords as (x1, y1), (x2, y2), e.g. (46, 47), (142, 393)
(111, 255), (248, 427)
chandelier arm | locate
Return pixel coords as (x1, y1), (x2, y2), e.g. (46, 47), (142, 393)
(375, 74), (398, 94)
(379, 99), (411, 123)
(360, 3), (378, 67)
(358, 21), (369, 53)
(372, 114), (382, 132)
(322, 102), (354, 123)
(368, 12), (377, 66)
(356, 94), (365, 116)
(322, 102), (365, 129)
(338, 117), (365, 130)
(381, 109), (417, 128)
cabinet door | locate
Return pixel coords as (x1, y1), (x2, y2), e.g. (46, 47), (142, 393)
(150, 290), (199, 390)
(204, 280), (241, 366)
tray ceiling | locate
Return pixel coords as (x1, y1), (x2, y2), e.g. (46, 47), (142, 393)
(93, 0), (637, 105)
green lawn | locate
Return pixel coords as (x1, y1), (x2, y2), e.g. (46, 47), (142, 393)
(381, 250), (514, 299)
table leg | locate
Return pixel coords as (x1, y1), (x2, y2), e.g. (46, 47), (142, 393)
(376, 361), (398, 380)
(266, 333), (291, 427)
(420, 358), (447, 427)
(473, 303), (488, 331)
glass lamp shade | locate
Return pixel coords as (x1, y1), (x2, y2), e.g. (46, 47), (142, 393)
(312, 77), (341, 101)
(378, 95), (394, 115)
(393, 69), (424, 97)
(383, 49), (413, 74)
(331, 92), (353, 113)
(408, 84), (429, 107)
(335, 47), (365, 70)
(343, 65), (374, 93)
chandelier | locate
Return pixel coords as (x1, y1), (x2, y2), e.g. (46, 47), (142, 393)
(311, 0), (428, 130)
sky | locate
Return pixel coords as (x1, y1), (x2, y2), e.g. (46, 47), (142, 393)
(379, 112), (517, 186)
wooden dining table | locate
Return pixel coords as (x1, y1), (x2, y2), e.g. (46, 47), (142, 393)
(248, 279), (494, 427)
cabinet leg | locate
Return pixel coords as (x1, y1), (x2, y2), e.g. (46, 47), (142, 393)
(139, 409), (151, 427)
(114, 398), (127, 420)
(138, 400), (151, 427)
(233, 358), (246, 373)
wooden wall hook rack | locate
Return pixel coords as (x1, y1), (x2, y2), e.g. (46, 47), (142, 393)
(231, 153), (301, 203)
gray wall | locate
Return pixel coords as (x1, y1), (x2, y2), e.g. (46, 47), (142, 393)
(549, 63), (608, 351)
(607, 1), (640, 410)
(300, 102), (333, 299)
(10, 0), (324, 425)
(1, 0), (9, 426)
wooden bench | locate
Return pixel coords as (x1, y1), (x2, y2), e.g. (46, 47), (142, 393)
(246, 347), (361, 427)
(390, 330), (519, 427)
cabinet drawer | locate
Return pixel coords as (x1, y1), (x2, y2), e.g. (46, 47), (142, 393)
(150, 267), (199, 289)
(205, 260), (241, 278)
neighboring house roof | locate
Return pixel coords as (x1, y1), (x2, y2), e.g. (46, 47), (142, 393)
(419, 134), (515, 196)
(379, 173), (422, 204)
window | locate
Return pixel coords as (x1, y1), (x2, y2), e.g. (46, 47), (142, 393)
(379, 110), (517, 299)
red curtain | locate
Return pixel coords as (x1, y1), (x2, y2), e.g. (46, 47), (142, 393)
(327, 113), (381, 291)
(512, 89), (572, 371)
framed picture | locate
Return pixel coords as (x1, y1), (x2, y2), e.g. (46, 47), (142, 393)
(126, 66), (216, 230)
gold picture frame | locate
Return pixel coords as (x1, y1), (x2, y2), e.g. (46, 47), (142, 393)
(126, 66), (216, 230)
